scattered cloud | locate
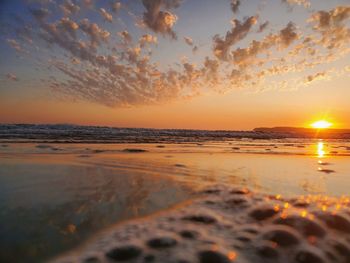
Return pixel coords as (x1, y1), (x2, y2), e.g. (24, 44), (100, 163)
(184, 36), (193, 46)
(6, 73), (18, 81)
(111, 1), (122, 13)
(213, 16), (257, 61)
(100, 8), (113, 23)
(141, 0), (180, 39)
(119, 30), (132, 43)
(60, 0), (80, 16)
(282, 0), (310, 8)
(7, 39), (25, 53)
(2, 1), (349, 107)
(82, 0), (94, 9)
(59, 17), (79, 38)
(79, 19), (110, 48)
(139, 34), (158, 46)
(257, 21), (269, 33)
(309, 6), (350, 50)
(230, 0), (241, 14)
(305, 71), (327, 83)
(30, 8), (50, 21)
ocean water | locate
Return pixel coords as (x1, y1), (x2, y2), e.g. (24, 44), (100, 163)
(0, 132), (349, 262)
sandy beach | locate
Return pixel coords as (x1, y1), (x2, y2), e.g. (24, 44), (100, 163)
(51, 185), (350, 263)
(1, 140), (349, 262)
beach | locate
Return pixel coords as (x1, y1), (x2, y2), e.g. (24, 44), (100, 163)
(0, 138), (349, 262)
(52, 185), (350, 263)
(1, 0), (350, 262)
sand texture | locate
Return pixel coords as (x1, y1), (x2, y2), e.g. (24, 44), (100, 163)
(51, 186), (350, 263)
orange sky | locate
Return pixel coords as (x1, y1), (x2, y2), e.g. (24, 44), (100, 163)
(0, 1), (349, 130)
(1, 74), (349, 130)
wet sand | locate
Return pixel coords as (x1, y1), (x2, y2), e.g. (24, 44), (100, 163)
(0, 140), (349, 262)
(0, 150), (192, 263)
(51, 185), (350, 263)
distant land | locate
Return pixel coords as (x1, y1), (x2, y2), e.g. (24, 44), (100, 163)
(0, 124), (349, 143)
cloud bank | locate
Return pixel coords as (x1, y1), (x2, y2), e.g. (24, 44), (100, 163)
(2, 0), (349, 107)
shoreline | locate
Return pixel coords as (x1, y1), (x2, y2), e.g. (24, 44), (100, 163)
(51, 185), (350, 263)
(1, 141), (349, 262)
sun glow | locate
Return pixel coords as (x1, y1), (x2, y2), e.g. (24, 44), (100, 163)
(311, 120), (332, 129)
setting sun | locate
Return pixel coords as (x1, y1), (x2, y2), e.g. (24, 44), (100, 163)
(311, 120), (333, 129)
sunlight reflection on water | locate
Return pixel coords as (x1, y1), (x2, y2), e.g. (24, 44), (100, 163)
(0, 139), (349, 262)
(317, 141), (325, 158)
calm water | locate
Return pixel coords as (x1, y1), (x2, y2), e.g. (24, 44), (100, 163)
(0, 139), (349, 262)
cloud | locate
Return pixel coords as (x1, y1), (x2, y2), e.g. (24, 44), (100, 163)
(111, 1), (122, 13)
(231, 22), (298, 68)
(82, 0), (94, 9)
(30, 8), (50, 21)
(213, 16), (257, 61)
(306, 6), (350, 53)
(118, 30), (132, 43)
(59, 17), (79, 38)
(139, 34), (158, 46)
(30, 11), (109, 66)
(125, 46), (142, 63)
(141, 0), (179, 39)
(100, 8), (113, 23)
(6, 73), (18, 81)
(60, 0), (80, 16)
(257, 21), (269, 33)
(4, 0), (349, 107)
(282, 0), (310, 8)
(183, 37), (198, 53)
(309, 7), (350, 39)
(230, 0), (241, 14)
(6, 39), (24, 53)
(203, 57), (220, 85)
(184, 36), (193, 46)
(305, 71), (327, 83)
(279, 22), (298, 47)
(79, 19), (110, 48)
(49, 58), (194, 107)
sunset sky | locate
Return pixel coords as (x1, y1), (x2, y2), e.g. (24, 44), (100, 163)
(0, 0), (349, 130)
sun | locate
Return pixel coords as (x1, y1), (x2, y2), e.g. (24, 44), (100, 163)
(311, 120), (332, 129)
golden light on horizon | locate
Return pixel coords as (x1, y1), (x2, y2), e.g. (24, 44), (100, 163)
(311, 120), (332, 129)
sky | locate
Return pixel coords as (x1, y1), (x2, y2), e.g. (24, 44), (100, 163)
(0, 0), (349, 130)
